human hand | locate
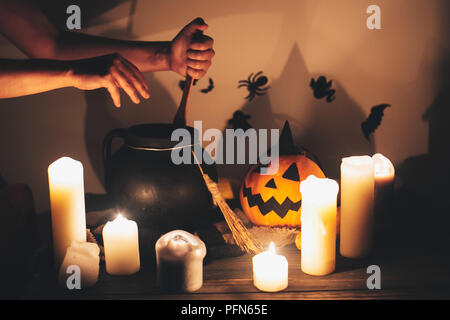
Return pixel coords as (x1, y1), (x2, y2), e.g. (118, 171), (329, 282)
(170, 17), (215, 79)
(69, 53), (150, 107)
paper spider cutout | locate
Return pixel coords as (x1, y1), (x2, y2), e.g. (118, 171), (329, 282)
(310, 76), (335, 103)
(238, 71), (270, 101)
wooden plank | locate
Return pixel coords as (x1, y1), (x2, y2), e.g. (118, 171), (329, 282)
(24, 244), (450, 299)
(41, 287), (450, 300)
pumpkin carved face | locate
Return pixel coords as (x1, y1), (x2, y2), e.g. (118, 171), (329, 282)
(240, 155), (325, 227)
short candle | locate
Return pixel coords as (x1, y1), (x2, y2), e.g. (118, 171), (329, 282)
(103, 214), (140, 275)
(300, 175), (339, 276)
(155, 230), (207, 292)
(252, 242), (288, 292)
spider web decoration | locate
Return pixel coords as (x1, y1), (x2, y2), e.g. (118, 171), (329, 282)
(310, 76), (336, 103)
(238, 71), (271, 101)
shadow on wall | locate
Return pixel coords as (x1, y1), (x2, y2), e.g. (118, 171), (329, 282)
(84, 71), (178, 188)
(300, 79), (375, 179)
(394, 0), (450, 245)
(217, 44), (374, 183)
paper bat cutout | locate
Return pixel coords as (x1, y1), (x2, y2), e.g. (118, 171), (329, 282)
(310, 76), (335, 102)
(228, 111), (252, 131)
(178, 78), (198, 90)
(200, 78), (214, 93)
(361, 104), (391, 141)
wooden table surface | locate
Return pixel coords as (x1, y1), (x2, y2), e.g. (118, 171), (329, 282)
(24, 235), (450, 300)
(21, 189), (450, 301)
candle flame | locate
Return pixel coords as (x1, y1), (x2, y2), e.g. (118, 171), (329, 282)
(115, 213), (127, 223)
(268, 242), (276, 254)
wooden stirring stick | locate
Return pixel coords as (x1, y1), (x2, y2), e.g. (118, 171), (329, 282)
(173, 75), (194, 128)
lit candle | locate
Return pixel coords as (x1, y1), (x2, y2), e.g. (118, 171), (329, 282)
(340, 156), (375, 258)
(48, 157), (86, 267)
(373, 153), (395, 187)
(155, 230), (207, 292)
(103, 214), (140, 275)
(373, 153), (395, 198)
(372, 153), (395, 228)
(58, 241), (100, 288)
(252, 242), (288, 292)
(300, 175), (339, 276)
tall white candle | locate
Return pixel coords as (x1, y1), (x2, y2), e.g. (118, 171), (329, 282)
(155, 230), (207, 292)
(48, 157), (86, 267)
(103, 215), (140, 275)
(340, 156), (375, 258)
(252, 242), (288, 292)
(300, 175), (339, 276)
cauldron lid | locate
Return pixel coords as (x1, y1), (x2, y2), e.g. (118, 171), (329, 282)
(124, 123), (199, 150)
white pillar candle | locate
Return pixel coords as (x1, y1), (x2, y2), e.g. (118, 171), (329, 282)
(300, 175), (339, 276)
(58, 240), (100, 288)
(103, 214), (140, 275)
(373, 153), (395, 187)
(372, 153), (395, 227)
(373, 153), (395, 199)
(340, 156), (375, 258)
(48, 157), (87, 267)
(252, 242), (288, 292)
(155, 230), (207, 292)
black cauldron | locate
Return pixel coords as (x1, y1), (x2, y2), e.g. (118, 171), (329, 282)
(102, 123), (219, 232)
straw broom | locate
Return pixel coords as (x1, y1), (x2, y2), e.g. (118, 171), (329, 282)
(192, 151), (263, 254)
(174, 72), (263, 254)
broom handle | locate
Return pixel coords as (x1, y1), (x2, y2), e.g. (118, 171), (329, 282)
(173, 75), (194, 128)
(173, 30), (204, 128)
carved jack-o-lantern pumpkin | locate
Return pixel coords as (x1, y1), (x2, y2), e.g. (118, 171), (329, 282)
(240, 121), (325, 227)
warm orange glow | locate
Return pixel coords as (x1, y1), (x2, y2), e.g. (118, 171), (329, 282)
(372, 153), (395, 179)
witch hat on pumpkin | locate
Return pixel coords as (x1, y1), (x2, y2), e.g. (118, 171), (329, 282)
(259, 121), (325, 173)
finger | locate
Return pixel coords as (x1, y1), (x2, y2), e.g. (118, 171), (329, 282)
(183, 17), (208, 35)
(187, 49), (215, 61)
(121, 58), (149, 92)
(104, 78), (121, 108)
(187, 66), (206, 79)
(190, 35), (214, 51)
(187, 58), (211, 71)
(110, 66), (141, 104)
(115, 59), (150, 99)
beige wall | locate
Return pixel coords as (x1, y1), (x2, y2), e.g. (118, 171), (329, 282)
(0, 0), (447, 212)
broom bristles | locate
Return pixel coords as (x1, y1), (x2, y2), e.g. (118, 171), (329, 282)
(191, 151), (263, 253)
(202, 174), (264, 254)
